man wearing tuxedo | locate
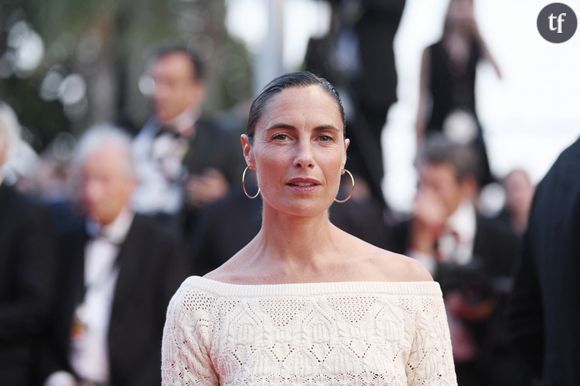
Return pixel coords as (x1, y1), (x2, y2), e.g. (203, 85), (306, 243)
(507, 137), (580, 385)
(0, 102), (58, 386)
(133, 44), (242, 238)
(40, 126), (187, 386)
(387, 135), (529, 386)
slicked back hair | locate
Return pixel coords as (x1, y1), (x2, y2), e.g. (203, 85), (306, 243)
(246, 71), (345, 139)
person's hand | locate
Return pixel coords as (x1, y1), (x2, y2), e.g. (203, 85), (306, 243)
(44, 371), (78, 386)
(410, 189), (447, 255)
(446, 291), (495, 321)
(185, 168), (229, 208)
(445, 291), (466, 314)
(415, 189), (447, 229)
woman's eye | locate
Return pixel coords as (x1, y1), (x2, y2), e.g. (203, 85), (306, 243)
(272, 133), (290, 141)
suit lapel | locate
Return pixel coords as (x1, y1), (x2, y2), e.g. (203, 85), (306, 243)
(60, 226), (90, 349)
(109, 215), (142, 320)
(472, 215), (487, 263)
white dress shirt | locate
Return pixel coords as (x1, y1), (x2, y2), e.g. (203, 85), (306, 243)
(412, 200), (477, 274)
(132, 109), (199, 215)
(439, 200), (476, 265)
(69, 209), (134, 384)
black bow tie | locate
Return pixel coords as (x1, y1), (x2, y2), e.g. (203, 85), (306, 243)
(155, 126), (184, 139)
(86, 223), (122, 246)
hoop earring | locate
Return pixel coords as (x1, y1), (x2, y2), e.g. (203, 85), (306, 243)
(334, 169), (355, 204)
(242, 166), (260, 199)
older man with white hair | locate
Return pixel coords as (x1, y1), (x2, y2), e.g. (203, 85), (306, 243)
(39, 125), (188, 386)
(0, 102), (57, 386)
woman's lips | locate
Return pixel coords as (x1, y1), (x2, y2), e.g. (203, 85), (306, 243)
(286, 177), (321, 192)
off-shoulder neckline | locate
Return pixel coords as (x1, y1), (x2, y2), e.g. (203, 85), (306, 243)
(182, 275), (442, 297)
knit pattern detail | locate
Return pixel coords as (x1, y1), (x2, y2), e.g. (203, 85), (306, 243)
(162, 277), (457, 385)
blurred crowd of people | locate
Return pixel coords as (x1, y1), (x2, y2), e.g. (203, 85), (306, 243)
(0, 0), (577, 385)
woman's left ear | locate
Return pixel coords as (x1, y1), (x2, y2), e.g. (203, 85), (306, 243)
(240, 134), (255, 169)
(342, 138), (350, 169)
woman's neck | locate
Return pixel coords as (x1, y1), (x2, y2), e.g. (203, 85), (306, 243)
(249, 208), (343, 273)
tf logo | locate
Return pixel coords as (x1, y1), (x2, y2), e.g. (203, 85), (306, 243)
(537, 3), (578, 43)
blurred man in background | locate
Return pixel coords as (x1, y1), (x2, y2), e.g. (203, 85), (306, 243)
(40, 126), (187, 386)
(387, 135), (530, 386)
(133, 44), (243, 239)
(508, 136), (580, 385)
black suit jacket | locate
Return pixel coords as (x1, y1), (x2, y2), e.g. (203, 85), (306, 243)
(0, 184), (57, 386)
(182, 117), (244, 188)
(40, 213), (188, 386)
(157, 117), (245, 236)
(507, 137), (580, 385)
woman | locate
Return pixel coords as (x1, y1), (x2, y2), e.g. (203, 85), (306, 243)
(162, 71), (457, 385)
(416, 0), (501, 187)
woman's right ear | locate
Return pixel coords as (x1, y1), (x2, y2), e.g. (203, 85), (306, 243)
(240, 134), (255, 169)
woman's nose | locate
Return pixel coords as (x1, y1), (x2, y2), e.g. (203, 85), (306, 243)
(293, 140), (315, 169)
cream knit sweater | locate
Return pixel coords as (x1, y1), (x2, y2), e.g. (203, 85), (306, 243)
(162, 276), (457, 385)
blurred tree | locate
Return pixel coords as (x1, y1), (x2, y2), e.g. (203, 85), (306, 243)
(0, 0), (252, 149)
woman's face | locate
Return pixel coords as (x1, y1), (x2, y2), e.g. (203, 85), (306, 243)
(241, 85), (349, 217)
(446, 0), (475, 31)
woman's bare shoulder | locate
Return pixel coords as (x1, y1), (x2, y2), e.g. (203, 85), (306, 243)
(345, 237), (431, 282)
(202, 247), (260, 284)
(203, 254), (245, 284)
(373, 249), (433, 282)
(340, 230), (432, 282)
(203, 268), (227, 282)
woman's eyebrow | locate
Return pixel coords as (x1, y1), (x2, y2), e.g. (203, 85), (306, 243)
(264, 124), (340, 132)
(313, 124), (340, 133)
(265, 123), (297, 132)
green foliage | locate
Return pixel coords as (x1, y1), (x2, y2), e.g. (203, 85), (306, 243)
(0, 0), (253, 150)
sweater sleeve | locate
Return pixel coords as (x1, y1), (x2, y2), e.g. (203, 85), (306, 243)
(405, 293), (457, 385)
(161, 282), (219, 385)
